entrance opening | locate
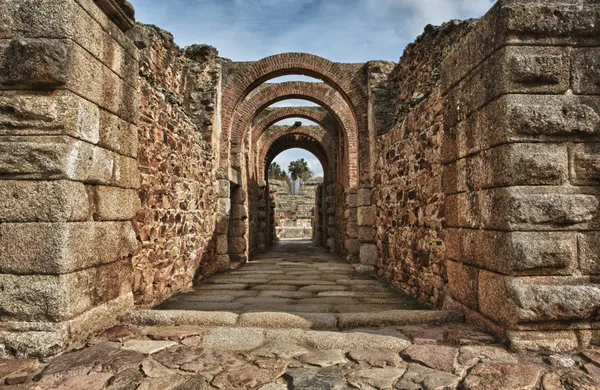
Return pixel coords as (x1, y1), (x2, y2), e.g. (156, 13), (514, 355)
(268, 149), (324, 243)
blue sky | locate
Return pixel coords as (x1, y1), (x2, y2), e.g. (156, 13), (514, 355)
(129, 0), (494, 177)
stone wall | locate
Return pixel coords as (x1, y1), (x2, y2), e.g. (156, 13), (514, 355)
(372, 21), (476, 308)
(132, 25), (222, 307)
(440, 0), (600, 352)
(271, 179), (322, 239)
(0, 0), (139, 357)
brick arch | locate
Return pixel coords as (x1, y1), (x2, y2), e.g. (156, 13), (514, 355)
(227, 81), (359, 187)
(264, 134), (330, 185)
(258, 126), (336, 183)
(221, 53), (368, 184)
(252, 107), (340, 142)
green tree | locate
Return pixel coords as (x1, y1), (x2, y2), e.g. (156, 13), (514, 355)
(268, 162), (286, 180)
(288, 158), (313, 194)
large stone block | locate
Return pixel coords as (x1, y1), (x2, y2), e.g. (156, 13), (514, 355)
(0, 90), (99, 143)
(476, 230), (576, 275)
(480, 187), (599, 231)
(0, 0), (138, 59)
(0, 269), (95, 322)
(0, 136), (139, 188)
(476, 143), (568, 189)
(216, 235), (228, 255)
(443, 94), (600, 165)
(0, 38), (70, 87)
(442, 158), (468, 195)
(444, 193), (480, 228)
(0, 38), (137, 123)
(573, 47), (600, 95)
(0, 91), (137, 157)
(95, 186), (140, 221)
(442, 1), (600, 91)
(357, 205), (376, 227)
(357, 188), (372, 207)
(445, 46), (570, 129)
(358, 227), (376, 243)
(231, 204), (248, 220)
(487, 94), (600, 148)
(217, 180), (230, 198)
(98, 110), (138, 158)
(93, 259), (132, 305)
(345, 239), (360, 256)
(446, 260), (479, 310)
(570, 144), (600, 186)
(359, 244), (378, 266)
(0, 222), (137, 275)
(0, 180), (89, 222)
(228, 220), (246, 237)
(479, 271), (600, 325)
(579, 232), (600, 275)
(228, 237), (247, 255)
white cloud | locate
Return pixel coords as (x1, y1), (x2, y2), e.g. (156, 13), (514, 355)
(129, 0), (495, 62)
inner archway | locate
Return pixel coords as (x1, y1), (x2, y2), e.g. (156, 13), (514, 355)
(269, 149), (324, 242)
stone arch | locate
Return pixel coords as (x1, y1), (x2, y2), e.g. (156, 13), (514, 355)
(258, 126), (336, 183)
(253, 107), (340, 142)
(220, 53), (368, 183)
(227, 81), (359, 187)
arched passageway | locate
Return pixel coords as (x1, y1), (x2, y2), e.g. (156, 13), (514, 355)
(216, 57), (371, 267)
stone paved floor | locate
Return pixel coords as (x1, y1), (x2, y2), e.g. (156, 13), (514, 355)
(2, 241), (600, 389)
(157, 240), (426, 314)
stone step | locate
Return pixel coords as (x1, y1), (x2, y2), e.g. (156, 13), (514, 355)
(123, 309), (464, 331)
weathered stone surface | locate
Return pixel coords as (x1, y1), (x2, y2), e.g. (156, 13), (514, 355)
(0, 222), (137, 275)
(480, 187), (599, 231)
(285, 367), (347, 390)
(348, 350), (404, 368)
(447, 229), (577, 275)
(542, 370), (600, 390)
(297, 350), (348, 367)
(0, 359), (39, 385)
(122, 340), (176, 355)
(394, 363), (460, 390)
(347, 368), (405, 389)
(41, 343), (144, 378)
(462, 363), (545, 390)
(446, 260), (478, 310)
(212, 360), (288, 390)
(95, 186), (140, 220)
(479, 272), (600, 325)
(202, 327), (265, 351)
(401, 345), (458, 373)
(0, 181), (89, 222)
(0, 136), (139, 188)
(32, 372), (114, 390)
(251, 341), (310, 359)
(579, 233), (600, 275)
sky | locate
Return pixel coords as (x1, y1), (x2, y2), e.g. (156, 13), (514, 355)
(129, 0), (494, 177)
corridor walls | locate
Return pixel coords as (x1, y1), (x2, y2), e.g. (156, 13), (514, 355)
(131, 25), (223, 307)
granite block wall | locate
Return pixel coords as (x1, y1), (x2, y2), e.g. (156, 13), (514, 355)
(0, 0), (139, 357)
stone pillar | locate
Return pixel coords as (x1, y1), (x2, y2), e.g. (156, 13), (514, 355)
(325, 183), (336, 252)
(229, 185), (248, 264)
(441, 0), (600, 353)
(215, 178), (231, 270)
(0, 0), (139, 357)
(256, 184), (268, 253)
(344, 188), (360, 263)
(356, 186), (377, 272)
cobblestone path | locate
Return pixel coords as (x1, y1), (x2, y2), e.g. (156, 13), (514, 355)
(2, 241), (600, 389)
